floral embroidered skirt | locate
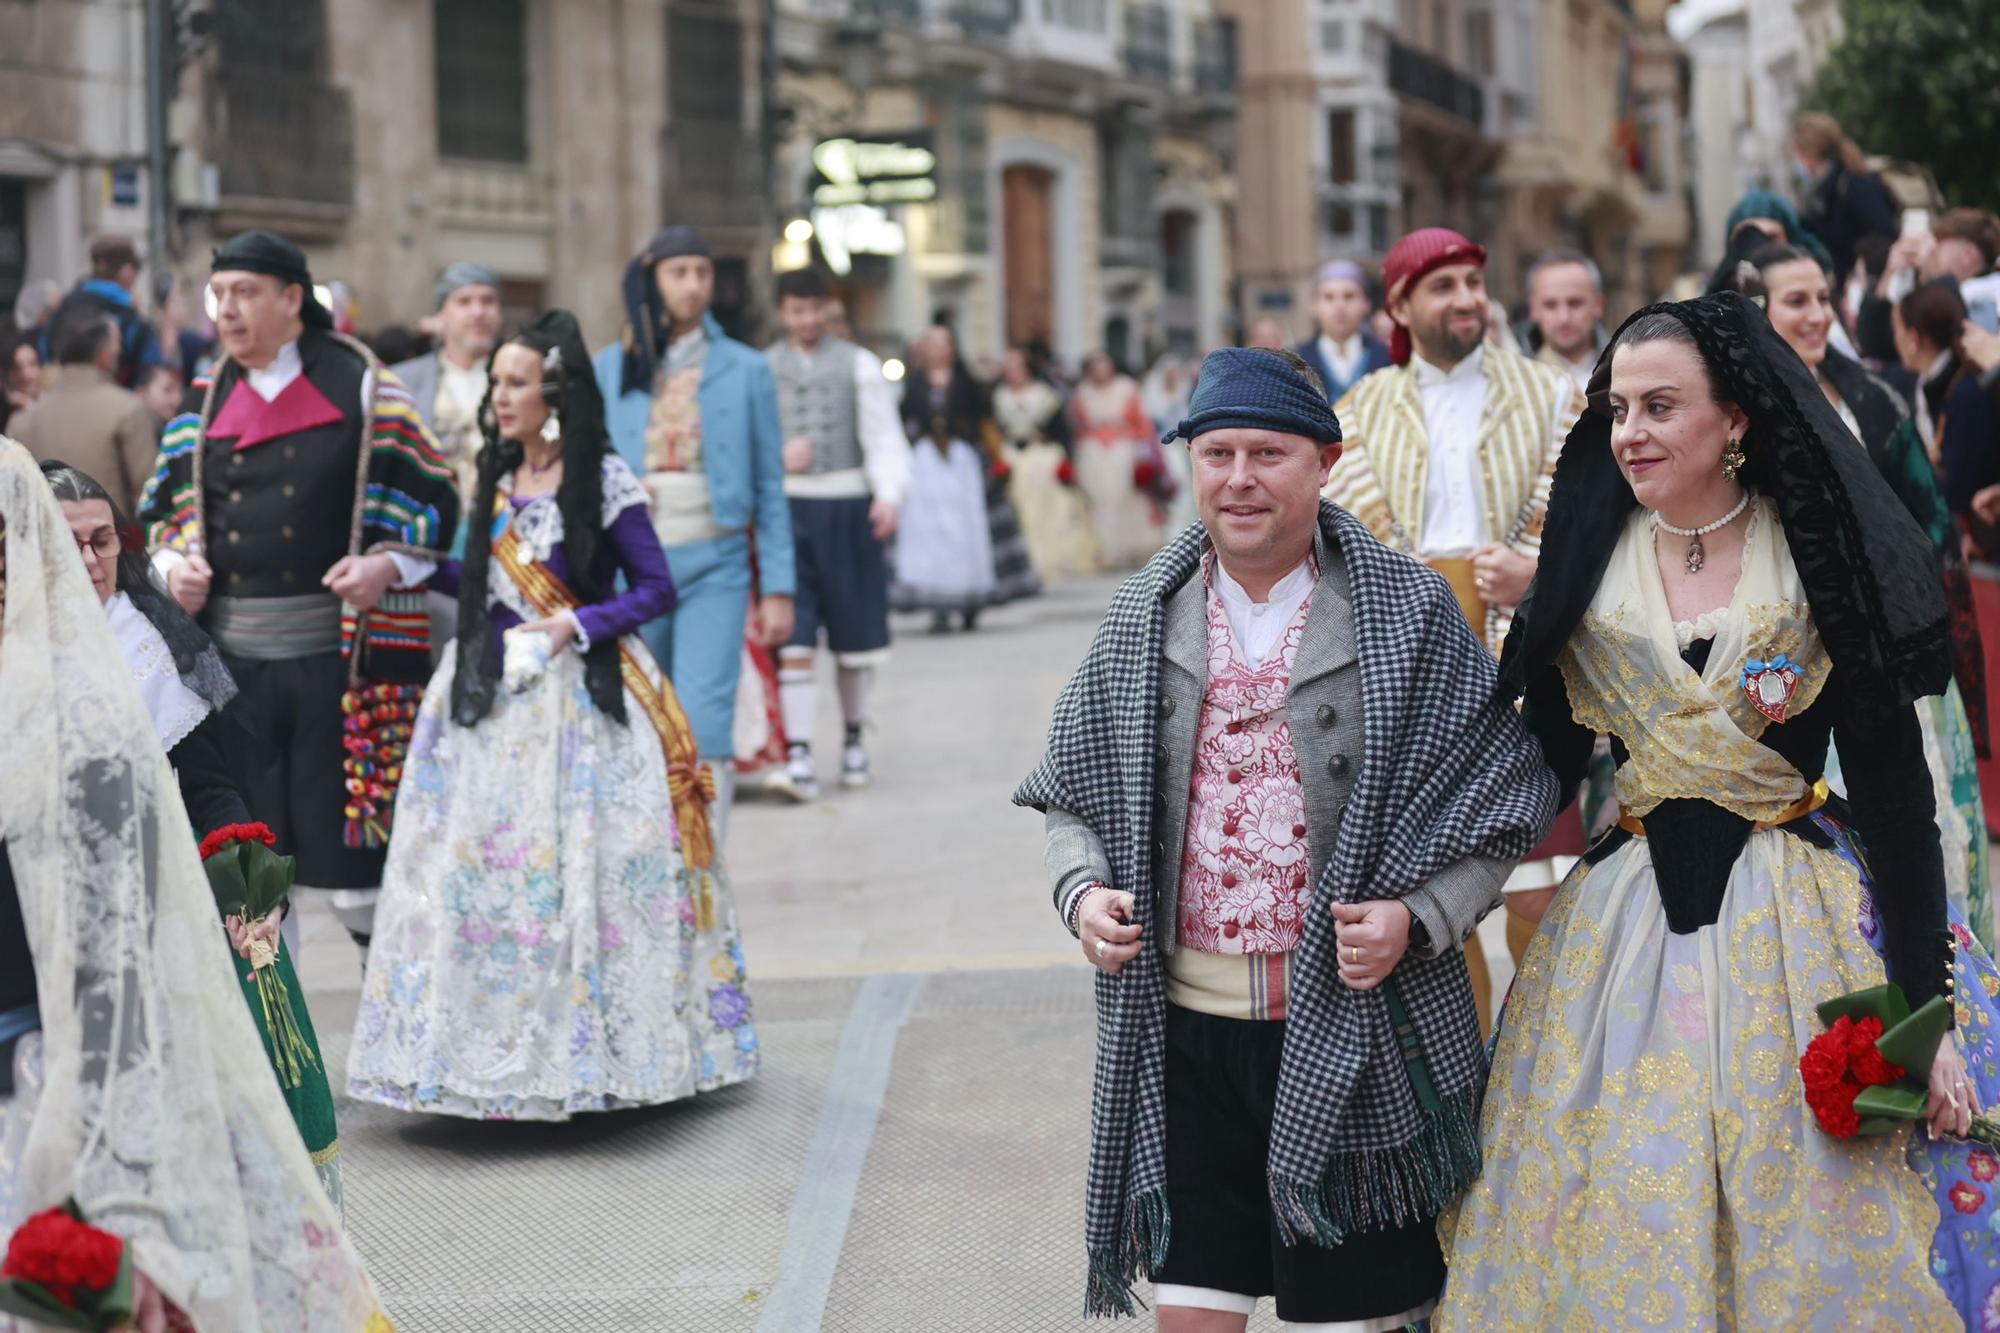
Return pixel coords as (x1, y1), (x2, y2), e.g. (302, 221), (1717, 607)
(347, 640), (758, 1121)
(1436, 817), (1986, 1329)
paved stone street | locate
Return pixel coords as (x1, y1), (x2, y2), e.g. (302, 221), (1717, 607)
(296, 574), (1516, 1331)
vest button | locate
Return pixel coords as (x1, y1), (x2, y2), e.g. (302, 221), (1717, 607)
(1155, 742), (1169, 765)
(1316, 704), (1337, 728)
(1327, 754), (1351, 778)
(282, 525), (294, 539)
(227, 530), (240, 544)
(1159, 696), (1175, 719)
(229, 489), (242, 504)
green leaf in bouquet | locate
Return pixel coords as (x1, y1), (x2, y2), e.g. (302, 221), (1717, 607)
(1853, 1082), (1929, 1122)
(237, 841), (297, 922)
(89, 1239), (136, 1330)
(1815, 982), (1909, 1030)
(202, 841), (252, 918)
(0, 1278), (96, 1328)
(1877, 994), (1954, 1080)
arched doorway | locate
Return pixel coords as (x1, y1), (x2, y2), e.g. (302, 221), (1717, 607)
(1001, 164), (1055, 349)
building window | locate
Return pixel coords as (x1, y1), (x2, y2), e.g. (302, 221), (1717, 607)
(1328, 108), (1356, 185)
(1320, 20), (1344, 52)
(668, 5), (749, 201)
(0, 181), (24, 317)
(1464, 11), (1493, 78)
(1160, 209), (1195, 299)
(435, 0), (529, 163)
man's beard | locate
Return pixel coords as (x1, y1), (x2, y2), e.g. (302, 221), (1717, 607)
(1413, 310), (1487, 366)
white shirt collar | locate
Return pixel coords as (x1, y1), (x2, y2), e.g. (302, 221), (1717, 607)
(1411, 343), (1485, 389)
(1212, 553), (1316, 612)
(243, 339), (303, 402)
(1922, 349), (1955, 384)
(1317, 331), (1362, 362)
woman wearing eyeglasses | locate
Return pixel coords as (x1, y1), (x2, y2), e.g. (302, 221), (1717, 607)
(39, 458), (346, 1210)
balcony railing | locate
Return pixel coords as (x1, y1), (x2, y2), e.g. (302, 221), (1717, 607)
(1387, 38), (1484, 126)
(214, 68), (353, 208)
(1121, 2), (1172, 81)
(1192, 16), (1235, 94)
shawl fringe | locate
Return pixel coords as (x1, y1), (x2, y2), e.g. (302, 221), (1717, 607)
(1268, 1082), (1483, 1247)
(1084, 1186), (1170, 1318)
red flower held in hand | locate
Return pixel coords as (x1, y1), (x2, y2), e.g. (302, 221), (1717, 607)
(198, 821), (277, 861)
(1843, 1015), (1907, 1087)
(3, 1205), (124, 1304)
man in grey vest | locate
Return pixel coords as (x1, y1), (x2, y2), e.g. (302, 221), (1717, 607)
(764, 268), (909, 799)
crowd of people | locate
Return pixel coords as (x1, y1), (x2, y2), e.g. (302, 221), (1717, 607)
(1031, 108), (2000, 1333)
(5, 99), (2000, 1329)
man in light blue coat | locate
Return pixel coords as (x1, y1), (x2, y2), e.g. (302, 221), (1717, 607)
(595, 225), (795, 820)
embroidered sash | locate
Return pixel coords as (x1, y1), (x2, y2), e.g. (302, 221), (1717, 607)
(488, 499), (719, 877)
(1558, 497), (1834, 822)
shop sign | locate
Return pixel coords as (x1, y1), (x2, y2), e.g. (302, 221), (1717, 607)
(810, 203), (907, 276)
(811, 133), (937, 208)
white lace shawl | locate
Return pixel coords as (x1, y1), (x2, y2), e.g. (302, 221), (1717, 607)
(0, 441), (387, 1330)
(490, 454), (649, 624)
(105, 592), (212, 753)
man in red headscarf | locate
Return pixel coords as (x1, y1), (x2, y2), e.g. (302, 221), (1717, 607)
(1322, 227), (1587, 1025)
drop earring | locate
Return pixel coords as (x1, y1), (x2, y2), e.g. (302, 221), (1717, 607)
(540, 412), (562, 444)
(1721, 437), (1746, 482)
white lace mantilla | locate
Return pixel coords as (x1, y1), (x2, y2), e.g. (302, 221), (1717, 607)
(106, 592), (212, 753)
(0, 442), (389, 1330)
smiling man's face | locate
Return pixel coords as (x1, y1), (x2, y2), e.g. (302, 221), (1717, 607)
(1191, 427), (1341, 584)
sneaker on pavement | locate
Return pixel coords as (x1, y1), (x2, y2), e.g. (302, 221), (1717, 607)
(841, 737), (871, 789)
(782, 744), (819, 802)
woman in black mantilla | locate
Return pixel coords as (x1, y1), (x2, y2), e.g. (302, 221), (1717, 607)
(1437, 292), (2000, 1327)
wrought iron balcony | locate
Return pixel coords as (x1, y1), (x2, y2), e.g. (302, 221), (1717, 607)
(1387, 37), (1484, 126)
(214, 68), (353, 208)
(1121, 3), (1173, 83)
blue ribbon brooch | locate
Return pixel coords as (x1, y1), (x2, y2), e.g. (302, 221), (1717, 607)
(1742, 653), (1803, 723)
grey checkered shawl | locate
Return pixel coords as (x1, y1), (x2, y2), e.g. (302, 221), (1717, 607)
(1015, 502), (1557, 1317)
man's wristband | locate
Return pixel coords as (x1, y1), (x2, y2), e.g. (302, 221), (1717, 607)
(1062, 880), (1108, 939)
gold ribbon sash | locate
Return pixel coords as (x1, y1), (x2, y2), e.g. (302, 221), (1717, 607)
(489, 503), (719, 875)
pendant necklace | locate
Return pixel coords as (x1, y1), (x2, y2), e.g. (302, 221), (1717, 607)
(526, 449), (563, 475)
(1651, 491), (1750, 574)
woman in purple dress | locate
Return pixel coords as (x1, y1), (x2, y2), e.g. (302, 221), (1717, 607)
(348, 311), (757, 1120)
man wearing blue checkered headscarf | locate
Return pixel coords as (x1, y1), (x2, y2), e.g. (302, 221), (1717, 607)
(1016, 344), (1556, 1323)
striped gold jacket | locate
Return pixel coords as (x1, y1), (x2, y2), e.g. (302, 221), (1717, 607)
(1323, 346), (1583, 652)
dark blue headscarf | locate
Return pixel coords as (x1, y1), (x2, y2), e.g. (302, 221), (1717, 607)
(1165, 346), (1343, 447)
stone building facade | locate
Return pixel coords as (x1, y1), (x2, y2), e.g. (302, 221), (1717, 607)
(769, 0), (1237, 370)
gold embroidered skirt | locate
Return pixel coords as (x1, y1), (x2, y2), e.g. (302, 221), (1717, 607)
(1435, 829), (1957, 1330)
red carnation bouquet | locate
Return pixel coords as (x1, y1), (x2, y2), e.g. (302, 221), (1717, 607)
(989, 455), (1013, 482)
(0, 1201), (135, 1329)
(199, 822), (316, 1087)
(1801, 982), (2000, 1146)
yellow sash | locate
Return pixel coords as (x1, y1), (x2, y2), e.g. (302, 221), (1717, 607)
(489, 503), (719, 879)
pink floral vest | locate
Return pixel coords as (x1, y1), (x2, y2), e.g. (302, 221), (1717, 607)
(1176, 556), (1316, 960)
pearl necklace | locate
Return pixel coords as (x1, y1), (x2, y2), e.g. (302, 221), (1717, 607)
(1650, 491), (1750, 574)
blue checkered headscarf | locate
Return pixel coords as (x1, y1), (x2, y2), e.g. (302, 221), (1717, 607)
(1165, 346), (1343, 447)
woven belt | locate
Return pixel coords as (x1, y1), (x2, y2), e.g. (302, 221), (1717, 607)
(206, 592), (344, 661)
(1617, 777), (1832, 838)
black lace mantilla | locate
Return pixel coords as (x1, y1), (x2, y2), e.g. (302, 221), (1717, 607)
(1499, 290), (1951, 729)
